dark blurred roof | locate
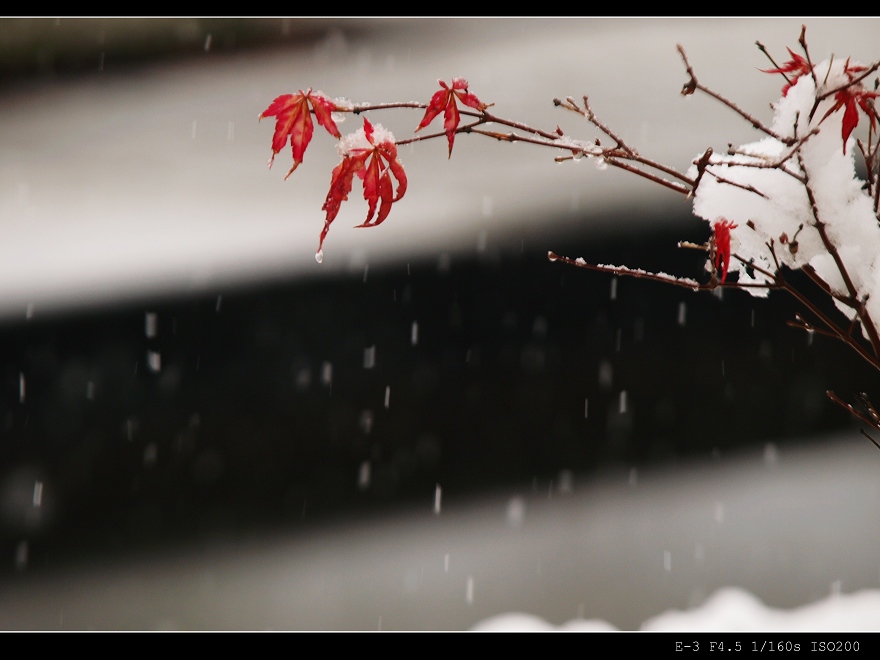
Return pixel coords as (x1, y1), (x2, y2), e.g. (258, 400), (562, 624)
(0, 18), (379, 82)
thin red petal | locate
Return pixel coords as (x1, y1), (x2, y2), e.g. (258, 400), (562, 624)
(443, 99), (460, 158)
(760, 48), (811, 95)
(287, 107), (314, 177)
(417, 89), (450, 132)
(308, 92), (342, 139)
(359, 153), (382, 226)
(713, 220), (737, 283)
(841, 96), (860, 153)
(388, 156), (407, 202)
(320, 156), (362, 250)
(819, 92), (846, 126)
(373, 169), (395, 226)
(260, 94), (293, 121)
(454, 89), (488, 111)
(760, 49), (810, 76)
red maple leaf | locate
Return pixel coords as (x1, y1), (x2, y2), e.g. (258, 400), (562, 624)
(260, 89), (342, 178)
(319, 117), (407, 255)
(761, 48), (812, 96)
(713, 219), (737, 283)
(416, 78), (489, 158)
(818, 62), (880, 154)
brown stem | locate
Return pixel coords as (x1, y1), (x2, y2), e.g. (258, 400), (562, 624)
(756, 40), (791, 86)
(826, 391), (880, 449)
(602, 157), (692, 196)
(348, 101), (427, 113)
(576, 95), (636, 154)
(798, 25), (820, 95)
(710, 158), (806, 184)
(703, 168), (768, 198)
(801, 264), (857, 309)
(787, 315), (838, 340)
(782, 275), (880, 371)
(860, 428), (880, 450)
(395, 121), (483, 147)
(717, 128), (817, 184)
(691, 148), (713, 195)
(807, 61), (880, 123)
(547, 253), (702, 290)
(549, 240), (880, 374)
(547, 251), (778, 292)
(465, 126), (565, 148)
(346, 101), (561, 141)
(475, 110), (562, 141)
(874, 156), (880, 219)
(815, 61), (880, 104)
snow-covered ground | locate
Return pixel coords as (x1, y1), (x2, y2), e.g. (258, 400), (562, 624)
(2, 18), (880, 630)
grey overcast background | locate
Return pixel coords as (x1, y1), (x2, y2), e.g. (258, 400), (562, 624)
(1, 18), (880, 631)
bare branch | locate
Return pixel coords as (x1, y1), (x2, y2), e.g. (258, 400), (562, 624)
(677, 44), (795, 145)
(548, 252), (703, 290)
(703, 168), (768, 198)
(798, 25), (820, 95)
(557, 95), (695, 187)
(826, 391), (880, 449)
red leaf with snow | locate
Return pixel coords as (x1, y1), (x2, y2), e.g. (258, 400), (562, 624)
(318, 117), (407, 255)
(713, 219), (737, 283)
(260, 89), (342, 179)
(416, 78), (489, 157)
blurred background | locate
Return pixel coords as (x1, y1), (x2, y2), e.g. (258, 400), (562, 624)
(1, 18), (879, 630)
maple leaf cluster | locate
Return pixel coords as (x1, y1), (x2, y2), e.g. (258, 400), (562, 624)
(763, 50), (879, 154)
(261, 79), (489, 258)
(320, 118), (407, 257)
(257, 30), (880, 449)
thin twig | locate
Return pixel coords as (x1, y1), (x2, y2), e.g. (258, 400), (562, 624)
(815, 61), (880, 104)
(861, 428), (880, 450)
(826, 391), (880, 449)
(788, 315), (837, 340)
(798, 25), (820, 96)
(756, 40), (791, 86)
(677, 44), (795, 145)
(601, 157), (692, 196)
(547, 252), (703, 290)
(703, 168), (768, 198)
(547, 251), (778, 292)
